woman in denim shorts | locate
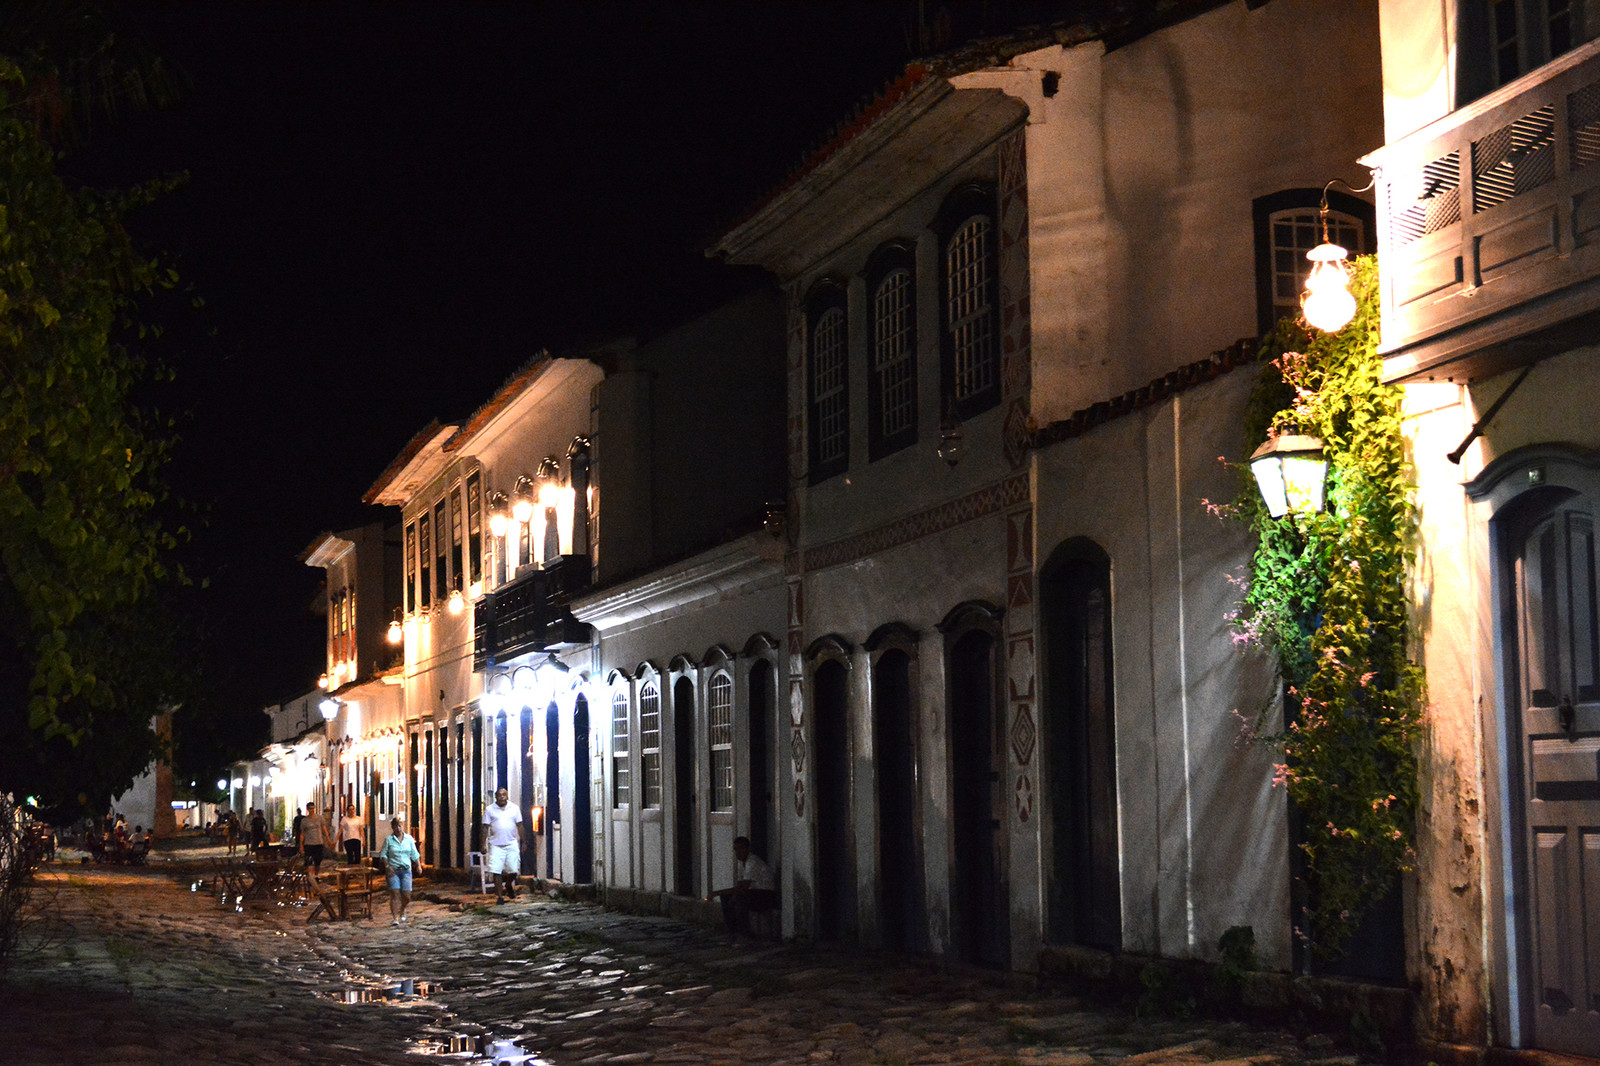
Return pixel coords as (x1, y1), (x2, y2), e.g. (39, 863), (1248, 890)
(378, 818), (421, 925)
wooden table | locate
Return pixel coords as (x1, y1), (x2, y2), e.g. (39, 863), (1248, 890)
(333, 864), (375, 919)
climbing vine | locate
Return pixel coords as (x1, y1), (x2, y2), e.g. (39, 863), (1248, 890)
(1226, 258), (1424, 960)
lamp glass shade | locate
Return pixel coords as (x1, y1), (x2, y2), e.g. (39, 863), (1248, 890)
(1301, 243), (1356, 332)
(1249, 434), (1328, 518)
(510, 496), (534, 523)
(318, 697), (339, 721)
(488, 511), (508, 538)
(447, 589), (465, 615)
(386, 619), (403, 645)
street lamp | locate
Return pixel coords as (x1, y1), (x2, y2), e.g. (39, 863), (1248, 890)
(387, 609), (403, 645)
(319, 697), (340, 722)
(1249, 433), (1328, 519)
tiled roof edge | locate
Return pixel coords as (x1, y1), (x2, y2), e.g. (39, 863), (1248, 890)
(1028, 337), (1259, 450)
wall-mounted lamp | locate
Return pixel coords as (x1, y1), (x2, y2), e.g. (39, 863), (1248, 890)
(318, 672), (330, 690)
(318, 697), (340, 722)
(937, 399), (964, 468)
(487, 490), (510, 538)
(1249, 433), (1328, 519)
(387, 609), (403, 645)
(511, 475), (536, 524)
(1301, 177), (1374, 333)
(447, 589), (466, 615)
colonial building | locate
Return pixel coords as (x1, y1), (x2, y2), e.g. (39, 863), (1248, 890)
(709, 0), (1381, 972)
(364, 352), (605, 877)
(302, 522), (405, 855)
(1366, 1), (1600, 1056)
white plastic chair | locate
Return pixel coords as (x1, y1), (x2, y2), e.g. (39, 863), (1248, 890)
(467, 850), (491, 894)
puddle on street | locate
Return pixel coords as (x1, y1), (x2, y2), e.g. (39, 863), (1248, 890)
(324, 978), (441, 1004)
(406, 1033), (551, 1064)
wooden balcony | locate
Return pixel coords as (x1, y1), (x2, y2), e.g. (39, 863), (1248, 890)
(472, 559), (591, 670)
(1365, 38), (1600, 382)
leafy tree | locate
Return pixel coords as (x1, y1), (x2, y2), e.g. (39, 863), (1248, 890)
(0, 53), (187, 817)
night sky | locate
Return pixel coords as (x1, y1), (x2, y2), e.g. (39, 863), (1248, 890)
(56, 1), (932, 725)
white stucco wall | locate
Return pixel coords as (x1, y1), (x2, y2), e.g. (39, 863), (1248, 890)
(1033, 366), (1287, 969)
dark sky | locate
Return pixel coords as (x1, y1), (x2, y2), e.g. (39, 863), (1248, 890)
(58, 1), (1071, 732)
(57, 2), (926, 720)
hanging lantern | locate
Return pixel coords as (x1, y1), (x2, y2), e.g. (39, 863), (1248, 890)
(1302, 241), (1356, 333)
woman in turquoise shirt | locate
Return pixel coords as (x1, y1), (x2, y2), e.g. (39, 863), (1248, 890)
(378, 817), (421, 926)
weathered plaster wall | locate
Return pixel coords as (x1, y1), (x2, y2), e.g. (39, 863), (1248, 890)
(1403, 351), (1600, 1045)
(1017, 0), (1383, 426)
(1033, 367), (1288, 970)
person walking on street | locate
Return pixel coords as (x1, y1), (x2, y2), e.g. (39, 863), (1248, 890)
(484, 787), (525, 904)
(339, 802), (364, 865)
(378, 817), (421, 925)
(297, 802), (333, 878)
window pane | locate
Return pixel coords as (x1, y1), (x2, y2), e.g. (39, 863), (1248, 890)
(434, 500), (449, 599)
(611, 691), (630, 808)
(640, 682), (662, 808)
(466, 472), (483, 585)
(405, 522), (417, 613)
(450, 488), (464, 592)
(813, 306), (848, 466)
(709, 673), (734, 812)
(946, 216), (995, 402)
(874, 268), (916, 440)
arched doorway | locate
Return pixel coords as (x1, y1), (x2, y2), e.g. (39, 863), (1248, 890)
(1040, 539), (1121, 950)
(573, 696), (593, 883)
(674, 676), (696, 897)
(748, 658), (776, 863)
(1483, 460), (1600, 1055)
(545, 702), (561, 880)
(946, 615), (1007, 967)
(872, 643), (920, 953)
(813, 654), (854, 941)
(519, 704), (535, 874)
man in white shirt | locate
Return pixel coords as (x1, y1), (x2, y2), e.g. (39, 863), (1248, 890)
(712, 836), (777, 942)
(484, 787), (525, 903)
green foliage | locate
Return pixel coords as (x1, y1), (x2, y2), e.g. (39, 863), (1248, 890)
(1227, 259), (1424, 960)
(0, 54), (187, 811)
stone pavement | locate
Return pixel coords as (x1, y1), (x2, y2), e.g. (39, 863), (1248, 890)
(0, 842), (1369, 1066)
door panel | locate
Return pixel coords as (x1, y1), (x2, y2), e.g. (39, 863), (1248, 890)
(1514, 502), (1600, 1053)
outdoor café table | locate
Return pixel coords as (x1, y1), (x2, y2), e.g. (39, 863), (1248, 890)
(239, 857), (280, 906)
(333, 864), (374, 919)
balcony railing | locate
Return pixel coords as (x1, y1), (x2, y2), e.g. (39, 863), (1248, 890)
(472, 557), (591, 670)
(1365, 38), (1600, 381)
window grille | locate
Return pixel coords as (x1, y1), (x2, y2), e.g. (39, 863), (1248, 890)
(709, 673), (734, 812)
(1270, 209), (1363, 324)
(874, 268), (915, 441)
(813, 307), (848, 467)
(640, 682), (662, 808)
(611, 690), (630, 808)
(946, 216), (995, 404)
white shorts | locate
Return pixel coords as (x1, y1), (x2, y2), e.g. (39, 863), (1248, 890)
(487, 842), (520, 875)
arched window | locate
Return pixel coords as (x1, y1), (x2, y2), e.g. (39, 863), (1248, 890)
(708, 672), (734, 812)
(640, 680), (663, 809)
(867, 243), (917, 460)
(937, 186), (1000, 420)
(610, 689), (630, 810)
(807, 282), (849, 483)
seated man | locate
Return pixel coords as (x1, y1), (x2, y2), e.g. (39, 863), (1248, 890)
(711, 836), (777, 942)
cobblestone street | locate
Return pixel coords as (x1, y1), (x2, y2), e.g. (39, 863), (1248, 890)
(0, 845), (1366, 1066)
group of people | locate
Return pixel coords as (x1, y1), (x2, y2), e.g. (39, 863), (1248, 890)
(211, 790), (775, 938)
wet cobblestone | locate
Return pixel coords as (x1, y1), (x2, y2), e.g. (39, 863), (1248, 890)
(0, 847), (1367, 1066)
